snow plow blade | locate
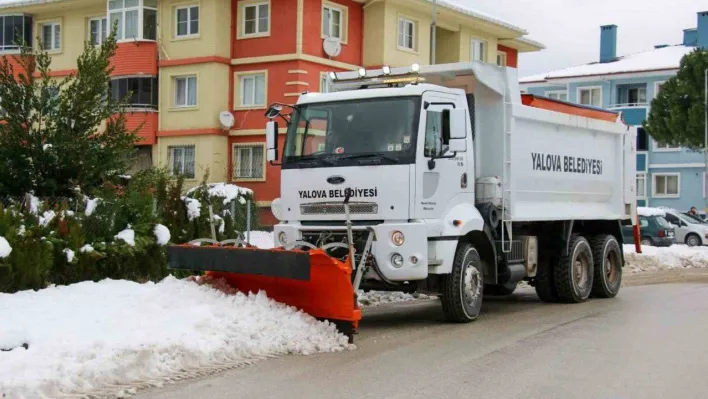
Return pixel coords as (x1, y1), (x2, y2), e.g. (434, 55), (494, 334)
(167, 245), (362, 341)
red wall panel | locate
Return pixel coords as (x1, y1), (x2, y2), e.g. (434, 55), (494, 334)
(111, 42), (158, 76)
(1, 54), (31, 79)
(124, 111), (158, 145)
(302, 0), (363, 66)
(232, 0), (297, 59)
(498, 44), (518, 68)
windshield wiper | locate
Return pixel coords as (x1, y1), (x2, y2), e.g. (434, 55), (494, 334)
(292, 155), (336, 166)
(338, 153), (400, 164)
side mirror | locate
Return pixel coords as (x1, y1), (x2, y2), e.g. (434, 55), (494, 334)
(448, 109), (467, 139)
(265, 104), (282, 120)
(266, 121), (279, 162)
(448, 138), (466, 153)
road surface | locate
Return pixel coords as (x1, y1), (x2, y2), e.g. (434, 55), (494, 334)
(137, 274), (708, 399)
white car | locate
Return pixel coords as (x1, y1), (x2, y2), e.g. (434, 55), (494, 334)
(659, 208), (708, 246)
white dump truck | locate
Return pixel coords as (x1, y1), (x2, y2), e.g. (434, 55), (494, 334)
(168, 62), (637, 341)
(266, 62), (636, 319)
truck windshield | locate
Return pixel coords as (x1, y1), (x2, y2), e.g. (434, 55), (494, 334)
(282, 96), (421, 168)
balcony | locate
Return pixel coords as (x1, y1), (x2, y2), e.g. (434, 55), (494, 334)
(124, 111), (158, 145)
(609, 106), (647, 126)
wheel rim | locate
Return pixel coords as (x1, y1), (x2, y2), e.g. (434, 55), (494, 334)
(688, 236), (699, 246)
(573, 248), (591, 294)
(463, 260), (483, 308)
(606, 250), (620, 285)
(641, 239), (652, 246)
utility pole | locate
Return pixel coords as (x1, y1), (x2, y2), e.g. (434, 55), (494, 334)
(704, 68), (708, 213)
(431, 0), (437, 65)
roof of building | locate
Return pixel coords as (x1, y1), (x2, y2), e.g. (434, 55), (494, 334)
(520, 44), (695, 83)
(424, 0), (527, 35)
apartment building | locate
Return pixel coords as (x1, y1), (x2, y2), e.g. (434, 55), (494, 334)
(0, 0), (543, 223)
(520, 11), (708, 212)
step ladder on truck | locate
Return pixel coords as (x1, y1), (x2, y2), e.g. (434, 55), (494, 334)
(166, 62), (638, 343)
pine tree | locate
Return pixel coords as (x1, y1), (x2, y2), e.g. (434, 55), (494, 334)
(0, 27), (138, 197)
(643, 48), (708, 149)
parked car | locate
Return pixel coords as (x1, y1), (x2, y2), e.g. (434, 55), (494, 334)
(659, 207), (708, 247)
(683, 212), (708, 223)
(623, 207), (675, 246)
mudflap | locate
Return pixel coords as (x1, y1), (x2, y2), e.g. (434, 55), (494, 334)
(167, 245), (362, 342)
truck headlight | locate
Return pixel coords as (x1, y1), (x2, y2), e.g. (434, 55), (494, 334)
(391, 231), (405, 246)
(277, 231), (288, 246)
(391, 253), (404, 268)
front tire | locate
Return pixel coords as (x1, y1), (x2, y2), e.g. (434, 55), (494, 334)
(554, 235), (594, 303)
(590, 235), (622, 298)
(441, 242), (484, 322)
(534, 253), (559, 303)
(686, 233), (701, 247)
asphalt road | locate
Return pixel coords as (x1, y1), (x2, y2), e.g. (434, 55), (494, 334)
(137, 279), (708, 399)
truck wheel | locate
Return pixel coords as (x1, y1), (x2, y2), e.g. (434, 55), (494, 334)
(534, 254), (559, 303)
(554, 235), (594, 303)
(590, 235), (622, 298)
(441, 242), (484, 322)
(485, 282), (517, 296)
(686, 234), (701, 247)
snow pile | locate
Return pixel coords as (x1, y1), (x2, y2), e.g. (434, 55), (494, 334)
(79, 244), (94, 253)
(623, 244), (708, 273)
(0, 276), (351, 398)
(114, 227), (135, 247)
(63, 248), (75, 263)
(154, 224), (171, 245)
(38, 210), (56, 227)
(638, 207), (666, 217)
(84, 197), (100, 216)
(245, 231), (275, 249)
(184, 197), (201, 221)
(0, 236), (11, 258)
(357, 290), (434, 307)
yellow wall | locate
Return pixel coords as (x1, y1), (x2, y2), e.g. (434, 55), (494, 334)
(158, 62), (230, 131)
(363, 0), (502, 67)
(154, 135), (229, 186)
(159, 0), (231, 60)
(29, 2), (105, 71)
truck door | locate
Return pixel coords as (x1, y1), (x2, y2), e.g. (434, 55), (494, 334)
(414, 94), (470, 219)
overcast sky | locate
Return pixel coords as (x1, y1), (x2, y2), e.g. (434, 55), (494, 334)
(454, 0), (707, 78)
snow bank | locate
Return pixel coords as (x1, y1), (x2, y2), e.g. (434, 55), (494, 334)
(114, 227), (135, 247)
(623, 244), (708, 273)
(638, 207), (666, 217)
(0, 276), (351, 398)
(154, 224), (171, 245)
(0, 236), (11, 258)
(357, 290), (434, 307)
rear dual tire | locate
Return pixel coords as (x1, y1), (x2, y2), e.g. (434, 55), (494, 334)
(590, 235), (622, 298)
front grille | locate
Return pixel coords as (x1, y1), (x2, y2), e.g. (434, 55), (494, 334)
(300, 202), (378, 215)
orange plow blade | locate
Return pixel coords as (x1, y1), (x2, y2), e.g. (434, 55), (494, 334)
(167, 245), (361, 341)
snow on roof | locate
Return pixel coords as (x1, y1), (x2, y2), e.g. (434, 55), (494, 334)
(638, 207), (666, 217)
(425, 0), (527, 34)
(520, 45), (694, 83)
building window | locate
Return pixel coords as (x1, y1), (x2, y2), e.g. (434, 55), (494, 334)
(398, 17), (415, 50)
(89, 17), (108, 45)
(109, 77), (158, 109)
(652, 173), (680, 198)
(320, 73), (332, 93)
(578, 87), (602, 107)
(616, 84), (646, 107)
(241, 2), (269, 37)
(471, 39), (486, 62)
(496, 51), (507, 66)
(40, 22), (60, 51)
(653, 139), (680, 152)
(637, 173), (647, 198)
(169, 145), (195, 178)
(322, 3), (343, 40)
(654, 81), (666, 98)
(233, 144), (265, 180)
(0, 15), (33, 52)
(636, 127), (648, 151)
(176, 5), (199, 37)
(108, 0), (157, 41)
(174, 75), (197, 107)
(546, 90), (568, 102)
(240, 73), (266, 107)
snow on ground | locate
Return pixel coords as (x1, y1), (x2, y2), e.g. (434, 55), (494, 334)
(623, 244), (708, 273)
(0, 276), (351, 398)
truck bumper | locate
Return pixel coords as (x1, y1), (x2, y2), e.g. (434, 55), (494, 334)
(274, 221), (429, 281)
